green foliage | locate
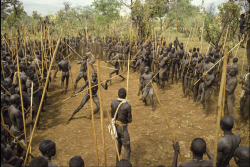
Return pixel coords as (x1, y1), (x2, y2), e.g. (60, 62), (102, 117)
(92, 0), (121, 26)
(32, 11), (41, 20)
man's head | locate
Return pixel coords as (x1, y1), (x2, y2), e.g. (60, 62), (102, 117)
(116, 159), (132, 167)
(220, 116), (234, 131)
(92, 72), (97, 81)
(209, 47), (212, 51)
(229, 67), (238, 77)
(214, 53), (219, 59)
(118, 88), (127, 99)
(28, 156), (48, 167)
(82, 56), (87, 61)
(4, 78), (12, 87)
(234, 146), (250, 167)
(69, 156), (84, 167)
(193, 47), (196, 52)
(240, 14), (245, 18)
(180, 45), (183, 50)
(10, 94), (20, 105)
(233, 58), (238, 63)
(204, 55), (210, 63)
(145, 66), (150, 74)
(39, 140), (56, 157)
(171, 48), (175, 53)
(190, 138), (206, 157)
(176, 37), (178, 40)
(246, 65), (250, 72)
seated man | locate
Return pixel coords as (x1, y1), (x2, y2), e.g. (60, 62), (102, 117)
(172, 138), (213, 167)
(69, 156), (84, 167)
(39, 140), (58, 167)
(234, 146), (250, 167)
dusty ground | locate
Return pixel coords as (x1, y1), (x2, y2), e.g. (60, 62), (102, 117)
(26, 33), (249, 167)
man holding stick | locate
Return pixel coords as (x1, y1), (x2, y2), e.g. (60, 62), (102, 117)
(58, 58), (71, 94)
(68, 72), (109, 121)
(73, 56), (88, 94)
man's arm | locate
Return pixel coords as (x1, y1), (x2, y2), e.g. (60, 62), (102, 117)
(127, 104), (132, 123)
(225, 79), (237, 94)
(76, 81), (88, 94)
(101, 80), (108, 90)
(130, 59), (140, 68)
(111, 102), (115, 118)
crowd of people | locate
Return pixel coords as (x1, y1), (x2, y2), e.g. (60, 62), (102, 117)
(1, 18), (250, 166)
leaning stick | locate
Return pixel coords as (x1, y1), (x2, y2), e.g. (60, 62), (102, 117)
(231, 34), (244, 66)
(29, 82), (33, 162)
(1, 60), (5, 80)
(241, 35), (248, 77)
(23, 36), (61, 167)
(1, 85), (11, 96)
(1, 122), (35, 158)
(96, 55), (107, 167)
(213, 29), (230, 167)
(127, 57), (130, 100)
(67, 44), (82, 59)
(151, 81), (183, 162)
(16, 48), (27, 149)
(93, 64), (115, 70)
(87, 59), (99, 167)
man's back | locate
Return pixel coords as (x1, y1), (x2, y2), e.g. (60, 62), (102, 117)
(179, 160), (213, 167)
(111, 100), (131, 125)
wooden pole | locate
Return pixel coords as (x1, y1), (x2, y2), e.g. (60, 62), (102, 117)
(16, 37), (28, 149)
(23, 37), (61, 166)
(1, 85), (11, 96)
(241, 35), (248, 77)
(213, 30), (230, 167)
(151, 81), (183, 162)
(96, 55), (107, 167)
(1, 60), (5, 80)
(87, 59), (99, 167)
(29, 82), (33, 162)
(1, 122), (34, 158)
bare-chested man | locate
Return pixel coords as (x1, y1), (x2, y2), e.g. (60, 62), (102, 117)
(110, 88), (132, 163)
(58, 59), (71, 94)
(234, 146), (250, 167)
(8, 94), (33, 155)
(68, 72), (109, 121)
(73, 56), (88, 94)
(140, 66), (157, 111)
(206, 116), (241, 167)
(223, 68), (241, 127)
(172, 138), (213, 167)
(105, 55), (125, 85)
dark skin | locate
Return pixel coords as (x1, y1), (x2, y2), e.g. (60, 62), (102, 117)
(172, 141), (213, 167)
(111, 90), (132, 162)
(140, 66), (157, 110)
(105, 57), (125, 84)
(206, 118), (241, 167)
(58, 60), (71, 94)
(42, 143), (57, 162)
(68, 73), (109, 121)
(74, 58), (88, 94)
(234, 146), (250, 167)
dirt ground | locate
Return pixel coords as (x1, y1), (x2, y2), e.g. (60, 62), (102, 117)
(27, 35), (249, 167)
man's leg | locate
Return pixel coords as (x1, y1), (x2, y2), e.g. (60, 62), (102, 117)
(88, 96), (100, 119)
(53, 64), (58, 79)
(74, 72), (83, 93)
(149, 87), (154, 110)
(68, 94), (90, 121)
(109, 69), (118, 84)
(204, 88), (213, 116)
(121, 126), (131, 162)
(65, 72), (69, 93)
(142, 87), (149, 105)
(116, 70), (125, 80)
(227, 94), (241, 126)
(61, 72), (66, 90)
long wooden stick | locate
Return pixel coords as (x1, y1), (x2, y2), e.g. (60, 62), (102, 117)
(213, 30), (230, 167)
(1, 60), (5, 80)
(16, 48), (27, 149)
(151, 81), (183, 162)
(1, 122), (35, 158)
(241, 35), (248, 77)
(87, 59), (99, 167)
(29, 82), (33, 162)
(23, 36), (61, 166)
(96, 55), (107, 167)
